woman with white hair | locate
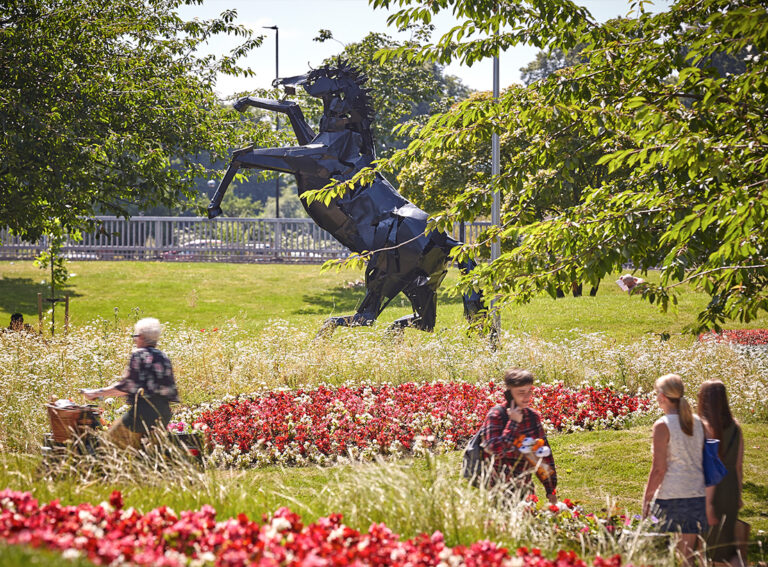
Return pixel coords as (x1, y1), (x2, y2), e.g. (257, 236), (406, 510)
(83, 317), (179, 449)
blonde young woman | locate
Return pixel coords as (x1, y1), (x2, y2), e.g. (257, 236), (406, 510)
(643, 374), (707, 567)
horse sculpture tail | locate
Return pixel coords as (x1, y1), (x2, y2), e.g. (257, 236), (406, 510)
(458, 258), (486, 321)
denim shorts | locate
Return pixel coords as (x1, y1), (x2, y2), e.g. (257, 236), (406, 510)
(653, 497), (707, 534)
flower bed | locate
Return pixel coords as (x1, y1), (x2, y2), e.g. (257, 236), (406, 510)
(698, 329), (768, 346)
(521, 494), (658, 540)
(0, 489), (631, 567)
(186, 382), (651, 467)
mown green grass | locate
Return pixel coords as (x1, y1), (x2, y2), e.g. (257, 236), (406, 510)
(2, 261), (768, 341)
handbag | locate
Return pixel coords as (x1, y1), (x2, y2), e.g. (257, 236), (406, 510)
(702, 438), (728, 486)
(462, 405), (508, 487)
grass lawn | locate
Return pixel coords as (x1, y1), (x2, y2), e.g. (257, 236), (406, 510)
(2, 261), (768, 340)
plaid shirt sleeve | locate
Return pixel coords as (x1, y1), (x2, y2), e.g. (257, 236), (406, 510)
(480, 405), (512, 457)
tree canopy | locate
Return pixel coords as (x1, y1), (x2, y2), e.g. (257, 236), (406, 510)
(519, 44), (586, 86)
(0, 0), (267, 241)
(364, 0), (768, 331)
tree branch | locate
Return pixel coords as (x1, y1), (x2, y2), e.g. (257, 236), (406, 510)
(664, 264), (768, 290)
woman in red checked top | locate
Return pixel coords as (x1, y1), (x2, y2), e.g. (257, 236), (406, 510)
(479, 368), (558, 503)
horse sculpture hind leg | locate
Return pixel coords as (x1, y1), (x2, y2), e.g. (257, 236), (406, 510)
(317, 251), (407, 335)
(391, 273), (440, 331)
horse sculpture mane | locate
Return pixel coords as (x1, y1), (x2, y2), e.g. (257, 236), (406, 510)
(308, 62), (375, 121)
(208, 62), (484, 333)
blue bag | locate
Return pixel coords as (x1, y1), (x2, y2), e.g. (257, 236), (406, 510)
(703, 438), (728, 486)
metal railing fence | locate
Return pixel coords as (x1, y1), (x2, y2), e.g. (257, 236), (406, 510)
(1, 217), (492, 264)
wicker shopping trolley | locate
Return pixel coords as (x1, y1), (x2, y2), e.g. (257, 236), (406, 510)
(41, 401), (103, 470)
(45, 402), (101, 443)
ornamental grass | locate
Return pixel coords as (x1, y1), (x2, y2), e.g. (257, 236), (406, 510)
(2, 319), (767, 452)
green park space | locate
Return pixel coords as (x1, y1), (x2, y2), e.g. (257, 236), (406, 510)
(3, 261), (767, 341)
(1, 260), (768, 566)
(2, 0), (768, 564)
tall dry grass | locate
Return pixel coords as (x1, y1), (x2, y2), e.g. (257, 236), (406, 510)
(2, 319), (766, 451)
(319, 456), (680, 566)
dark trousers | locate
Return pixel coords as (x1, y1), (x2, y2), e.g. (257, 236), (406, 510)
(120, 395), (172, 435)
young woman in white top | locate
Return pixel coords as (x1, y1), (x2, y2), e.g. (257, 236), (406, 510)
(643, 373), (707, 567)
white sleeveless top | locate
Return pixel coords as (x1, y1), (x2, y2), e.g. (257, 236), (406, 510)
(655, 413), (706, 499)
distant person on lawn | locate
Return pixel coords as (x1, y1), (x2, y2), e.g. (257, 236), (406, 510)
(643, 373), (706, 567)
(82, 317), (178, 449)
(479, 368), (558, 503)
(6, 313), (33, 333)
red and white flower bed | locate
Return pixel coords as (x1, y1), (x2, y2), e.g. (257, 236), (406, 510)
(699, 329), (768, 346)
(0, 489), (631, 567)
(178, 382), (652, 468)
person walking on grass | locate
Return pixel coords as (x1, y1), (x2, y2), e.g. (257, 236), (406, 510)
(82, 317), (179, 449)
(643, 373), (706, 567)
(480, 368), (558, 503)
(698, 380), (747, 567)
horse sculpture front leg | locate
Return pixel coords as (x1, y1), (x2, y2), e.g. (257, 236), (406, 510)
(233, 96), (316, 145)
(207, 145), (329, 219)
(208, 94), (317, 219)
(207, 154), (244, 219)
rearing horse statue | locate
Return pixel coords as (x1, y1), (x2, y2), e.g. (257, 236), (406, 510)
(208, 61), (484, 332)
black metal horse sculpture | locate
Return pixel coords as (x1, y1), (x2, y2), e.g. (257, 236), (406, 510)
(208, 62), (484, 332)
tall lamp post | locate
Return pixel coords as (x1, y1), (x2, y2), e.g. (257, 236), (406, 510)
(263, 25), (280, 218)
(490, 28), (501, 336)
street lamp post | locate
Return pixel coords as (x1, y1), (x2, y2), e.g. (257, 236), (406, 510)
(263, 25), (280, 218)
(490, 28), (501, 337)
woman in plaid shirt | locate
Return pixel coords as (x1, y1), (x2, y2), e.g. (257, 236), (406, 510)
(480, 368), (558, 503)
(83, 317), (178, 449)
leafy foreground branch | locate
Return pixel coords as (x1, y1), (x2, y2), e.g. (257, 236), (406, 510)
(350, 0), (768, 331)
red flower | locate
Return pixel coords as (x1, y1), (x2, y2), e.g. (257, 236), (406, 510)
(698, 329), (768, 345)
(109, 491), (123, 510)
(196, 382), (651, 466)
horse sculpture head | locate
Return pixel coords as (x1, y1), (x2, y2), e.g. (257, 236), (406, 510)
(276, 62), (376, 154)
